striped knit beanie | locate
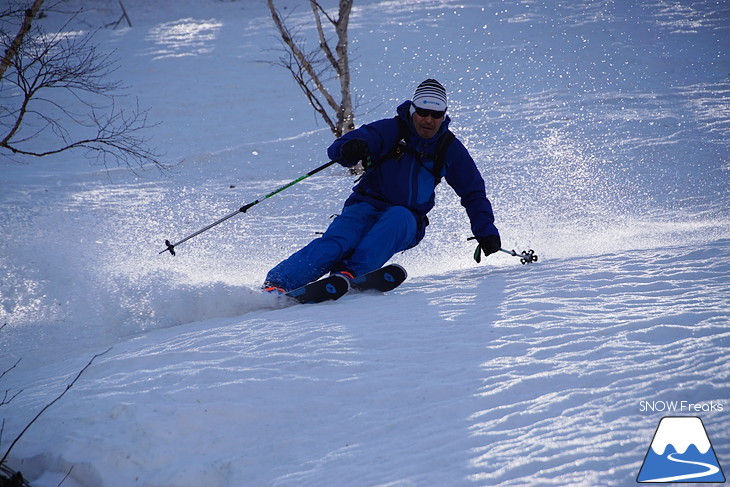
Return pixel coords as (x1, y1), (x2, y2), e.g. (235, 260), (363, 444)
(411, 79), (447, 111)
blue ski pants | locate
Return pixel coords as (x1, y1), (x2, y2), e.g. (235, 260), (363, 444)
(265, 202), (418, 291)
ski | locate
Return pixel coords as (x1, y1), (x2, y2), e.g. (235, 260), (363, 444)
(285, 274), (350, 304)
(281, 264), (406, 304)
(349, 264), (407, 293)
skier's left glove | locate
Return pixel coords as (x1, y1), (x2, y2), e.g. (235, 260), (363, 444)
(473, 234), (501, 263)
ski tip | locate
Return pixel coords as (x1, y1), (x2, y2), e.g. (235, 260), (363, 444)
(349, 264), (407, 293)
(390, 263), (407, 279)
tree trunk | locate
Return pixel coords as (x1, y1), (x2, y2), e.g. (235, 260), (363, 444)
(334, 0), (354, 135)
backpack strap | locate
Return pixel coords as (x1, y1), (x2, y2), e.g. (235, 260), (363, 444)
(371, 116), (455, 186)
(378, 116), (409, 163)
(431, 129), (455, 185)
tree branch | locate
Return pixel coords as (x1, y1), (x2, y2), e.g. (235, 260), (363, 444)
(0, 0), (44, 81)
(1, 347), (112, 465)
(266, 0), (355, 137)
(310, 1), (339, 75)
(0, 14), (165, 170)
(267, 0), (339, 113)
(0, 359), (23, 409)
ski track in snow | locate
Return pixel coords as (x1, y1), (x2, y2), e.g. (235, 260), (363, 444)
(3, 240), (729, 486)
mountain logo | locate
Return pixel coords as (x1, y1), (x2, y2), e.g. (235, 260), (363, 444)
(637, 416), (726, 483)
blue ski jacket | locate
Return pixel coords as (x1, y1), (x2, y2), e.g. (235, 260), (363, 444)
(328, 101), (499, 243)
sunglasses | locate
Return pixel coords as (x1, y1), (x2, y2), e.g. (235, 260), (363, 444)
(414, 106), (446, 119)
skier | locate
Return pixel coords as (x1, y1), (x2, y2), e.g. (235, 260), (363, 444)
(263, 79), (501, 293)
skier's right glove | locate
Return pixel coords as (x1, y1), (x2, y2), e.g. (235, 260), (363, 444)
(340, 138), (372, 169)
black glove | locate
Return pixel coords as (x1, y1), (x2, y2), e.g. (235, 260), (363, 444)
(473, 234), (501, 263)
(340, 138), (371, 168)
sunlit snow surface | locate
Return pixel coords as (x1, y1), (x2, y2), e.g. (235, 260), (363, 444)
(0, 0), (728, 486)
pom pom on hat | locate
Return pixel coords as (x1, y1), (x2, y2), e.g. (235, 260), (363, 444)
(412, 79), (447, 111)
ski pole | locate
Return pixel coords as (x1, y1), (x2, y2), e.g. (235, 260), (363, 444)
(159, 158), (341, 256)
(468, 237), (538, 264)
(499, 248), (538, 264)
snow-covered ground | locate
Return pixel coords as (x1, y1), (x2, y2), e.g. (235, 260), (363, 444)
(1, 1), (728, 486)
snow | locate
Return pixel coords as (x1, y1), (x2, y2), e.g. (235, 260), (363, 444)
(1, 0), (728, 486)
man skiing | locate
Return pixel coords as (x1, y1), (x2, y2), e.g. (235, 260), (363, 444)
(263, 79), (501, 293)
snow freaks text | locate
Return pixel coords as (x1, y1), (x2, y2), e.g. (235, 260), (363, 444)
(639, 401), (725, 413)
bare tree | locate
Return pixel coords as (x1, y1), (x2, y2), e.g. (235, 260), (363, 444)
(267, 0), (355, 138)
(0, 1), (164, 171)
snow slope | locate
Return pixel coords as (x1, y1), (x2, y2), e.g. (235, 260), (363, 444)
(1, 1), (728, 486)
